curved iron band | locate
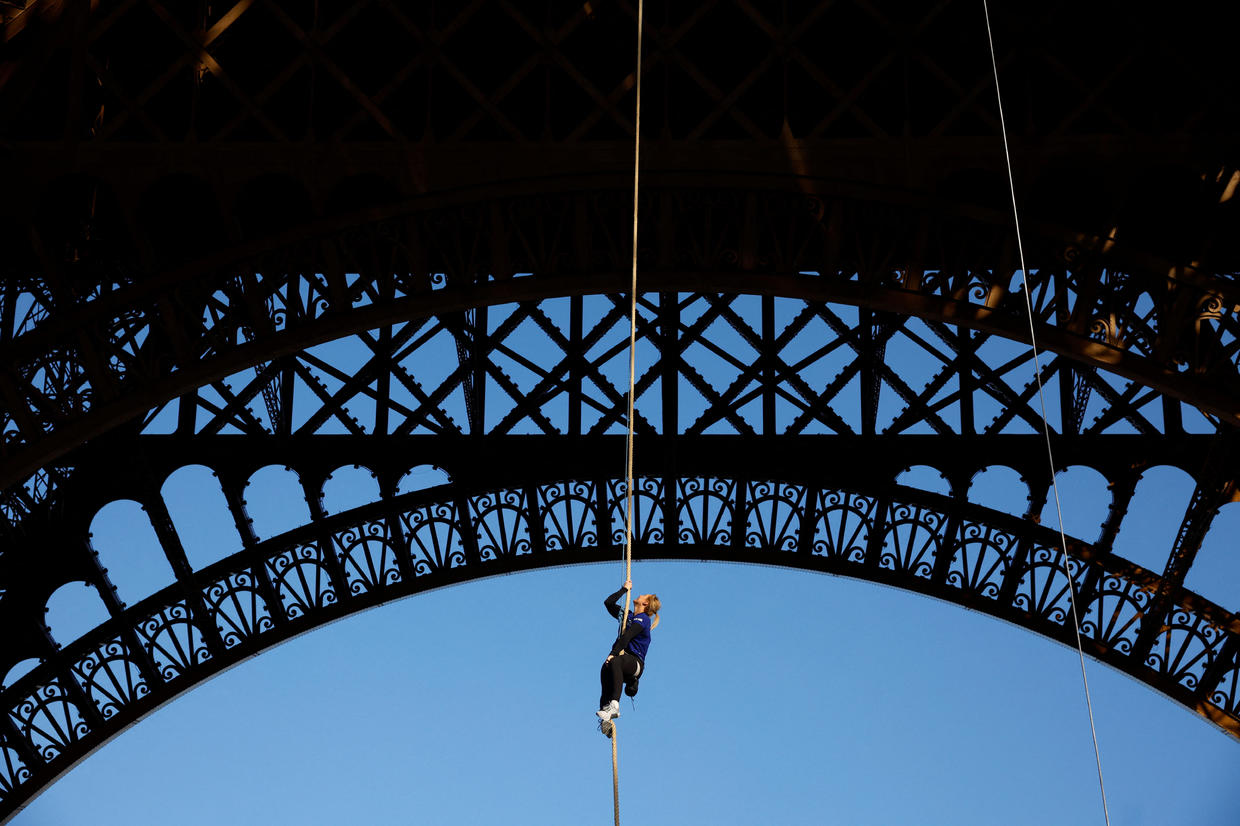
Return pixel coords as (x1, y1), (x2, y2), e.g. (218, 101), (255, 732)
(3, 176), (1238, 490)
(4, 273), (1235, 485)
(3, 239), (1239, 496)
(0, 471), (1237, 821)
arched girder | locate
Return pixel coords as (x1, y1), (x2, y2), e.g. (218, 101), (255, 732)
(0, 444), (1237, 821)
(2, 182), (1239, 498)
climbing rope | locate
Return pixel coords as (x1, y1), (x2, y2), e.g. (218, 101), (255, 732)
(621, 0), (645, 637)
(611, 727), (621, 825)
(982, 3), (1111, 823)
(611, 1), (644, 824)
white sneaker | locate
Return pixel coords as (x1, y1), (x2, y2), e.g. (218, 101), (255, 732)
(595, 700), (619, 736)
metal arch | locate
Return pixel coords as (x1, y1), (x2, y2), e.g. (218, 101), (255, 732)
(0, 444), (1237, 821)
(0, 0), (1238, 816)
(2, 184), (1240, 495)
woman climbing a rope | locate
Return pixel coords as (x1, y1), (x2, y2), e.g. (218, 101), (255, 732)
(597, 580), (660, 736)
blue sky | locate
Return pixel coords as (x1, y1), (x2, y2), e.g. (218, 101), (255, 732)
(15, 559), (1240, 825)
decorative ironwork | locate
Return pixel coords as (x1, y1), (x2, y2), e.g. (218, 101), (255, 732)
(811, 490), (877, 562)
(0, 466), (1235, 818)
(204, 571), (275, 647)
(947, 522), (1013, 600)
(70, 635), (149, 720)
(268, 544), (339, 620)
(1012, 545), (1082, 627)
(134, 602), (212, 682)
(402, 503), (468, 576)
(880, 503), (945, 579)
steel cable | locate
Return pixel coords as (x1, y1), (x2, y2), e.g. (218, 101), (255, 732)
(982, 2), (1111, 822)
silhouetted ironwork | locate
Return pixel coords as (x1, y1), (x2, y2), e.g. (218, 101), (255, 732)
(1, 0), (1238, 820)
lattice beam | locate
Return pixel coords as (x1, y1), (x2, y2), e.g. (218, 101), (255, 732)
(1, 183), (1238, 499)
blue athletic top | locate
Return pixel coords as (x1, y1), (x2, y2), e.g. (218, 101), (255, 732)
(624, 613), (652, 661)
(605, 588), (653, 663)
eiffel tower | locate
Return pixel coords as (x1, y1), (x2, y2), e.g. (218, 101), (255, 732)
(0, 1), (1238, 819)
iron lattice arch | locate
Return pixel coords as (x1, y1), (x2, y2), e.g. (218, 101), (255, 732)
(2, 182), (1240, 504)
(2, 0), (1240, 821)
(0, 435), (1238, 819)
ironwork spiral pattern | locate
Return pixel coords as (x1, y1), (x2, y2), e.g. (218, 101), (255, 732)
(0, 471), (1235, 819)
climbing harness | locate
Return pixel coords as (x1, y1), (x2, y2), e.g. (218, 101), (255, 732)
(608, 0), (645, 824)
(982, 2), (1111, 822)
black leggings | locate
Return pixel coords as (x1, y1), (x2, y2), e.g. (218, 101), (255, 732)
(599, 653), (642, 709)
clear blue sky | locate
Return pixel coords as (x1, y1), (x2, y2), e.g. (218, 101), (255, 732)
(16, 560), (1240, 825)
(11, 297), (1240, 824)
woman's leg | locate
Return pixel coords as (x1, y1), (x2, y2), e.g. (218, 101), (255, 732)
(599, 656), (624, 709)
(622, 657), (641, 697)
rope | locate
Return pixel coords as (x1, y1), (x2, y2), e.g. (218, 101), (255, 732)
(981, 3), (1111, 823)
(621, 0), (645, 637)
(611, 2), (644, 825)
(611, 725), (621, 825)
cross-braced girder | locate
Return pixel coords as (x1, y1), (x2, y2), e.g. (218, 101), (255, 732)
(0, 183), (1238, 502)
(3, 0), (1236, 144)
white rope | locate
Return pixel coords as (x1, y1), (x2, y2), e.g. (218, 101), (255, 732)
(615, 0), (644, 632)
(612, 2), (644, 825)
(981, 3), (1111, 823)
(611, 725), (621, 826)
(621, 0), (645, 638)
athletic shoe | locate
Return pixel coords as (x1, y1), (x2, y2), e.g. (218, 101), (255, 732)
(598, 717), (614, 738)
(597, 700), (620, 720)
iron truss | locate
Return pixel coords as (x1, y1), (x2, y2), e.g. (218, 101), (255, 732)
(0, 434), (1238, 819)
(1, 0), (1236, 144)
(1, 185), (1239, 498)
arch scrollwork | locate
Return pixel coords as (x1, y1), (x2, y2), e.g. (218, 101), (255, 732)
(204, 570), (276, 646)
(0, 471), (1237, 820)
(70, 637), (150, 720)
(1211, 666), (1240, 717)
(267, 543), (339, 621)
(1012, 545), (1083, 626)
(1081, 575), (1151, 655)
(608, 478), (665, 547)
(401, 503), (467, 575)
(136, 602), (213, 680)
(471, 489), (532, 562)
(677, 477), (735, 547)
(812, 490), (876, 563)
(539, 481), (600, 552)
(1147, 609), (1224, 691)
(8, 681), (90, 763)
(946, 523), (1013, 601)
(334, 522), (403, 595)
(880, 502), (944, 579)
(743, 481), (805, 553)
(0, 748), (30, 797)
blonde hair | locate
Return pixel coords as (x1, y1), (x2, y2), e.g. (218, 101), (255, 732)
(646, 594), (661, 629)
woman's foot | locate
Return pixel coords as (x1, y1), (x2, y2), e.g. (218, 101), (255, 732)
(596, 700), (620, 721)
(595, 700), (620, 736)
